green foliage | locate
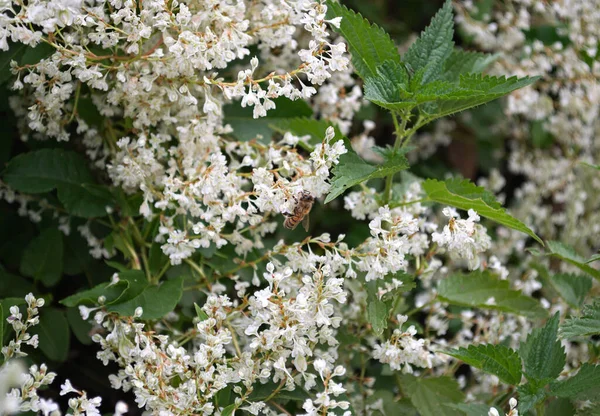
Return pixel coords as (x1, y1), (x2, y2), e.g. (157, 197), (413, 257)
(223, 97), (312, 142)
(325, 149), (409, 204)
(550, 364), (600, 400)
(548, 273), (592, 308)
(517, 382), (547, 413)
(19, 227), (64, 287)
(366, 284), (391, 336)
(66, 307), (93, 346)
(437, 271), (547, 318)
(423, 178), (544, 244)
(269, 117), (344, 151)
(444, 344), (522, 385)
(560, 302), (600, 339)
(325, 0), (401, 79)
(194, 302), (209, 321)
(2, 149), (113, 218)
(546, 241), (600, 281)
(441, 49), (499, 82)
(400, 375), (465, 416)
(403, 0), (454, 85)
(32, 307), (70, 362)
(520, 313), (565, 385)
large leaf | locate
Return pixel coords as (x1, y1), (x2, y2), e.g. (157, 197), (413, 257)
(403, 0), (454, 84)
(19, 227), (64, 287)
(400, 375), (465, 416)
(107, 276), (184, 320)
(325, 0), (401, 79)
(546, 241), (600, 281)
(66, 307), (93, 345)
(443, 344), (522, 385)
(550, 364), (600, 400)
(423, 178), (543, 245)
(548, 273), (592, 308)
(325, 150), (409, 204)
(32, 307), (70, 362)
(2, 149), (113, 218)
(437, 271), (547, 318)
(441, 49), (499, 82)
(520, 313), (565, 385)
(60, 270), (147, 307)
(224, 97), (312, 142)
(0, 43), (26, 84)
(559, 302), (600, 339)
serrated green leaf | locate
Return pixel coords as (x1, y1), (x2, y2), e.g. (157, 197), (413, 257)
(2, 149), (113, 218)
(517, 383), (546, 413)
(325, 150), (409, 204)
(269, 117), (344, 151)
(520, 313), (565, 384)
(19, 227), (64, 287)
(423, 178), (543, 245)
(224, 97), (312, 142)
(107, 276), (183, 320)
(325, 0), (401, 79)
(546, 241), (600, 281)
(443, 344), (522, 385)
(441, 49), (499, 82)
(560, 302), (600, 339)
(31, 307), (70, 362)
(403, 0), (454, 85)
(550, 363), (600, 399)
(437, 271), (547, 318)
(400, 375), (465, 416)
(549, 273), (592, 308)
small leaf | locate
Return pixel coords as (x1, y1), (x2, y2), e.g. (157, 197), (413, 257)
(447, 403), (502, 416)
(443, 344), (522, 385)
(107, 276), (184, 320)
(32, 307), (70, 362)
(550, 363), (600, 400)
(2, 149), (113, 218)
(437, 271), (547, 318)
(517, 383), (546, 413)
(560, 302), (600, 339)
(325, 150), (409, 204)
(400, 375), (465, 416)
(221, 404), (236, 416)
(60, 280), (131, 307)
(520, 313), (565, 384)
(325, 0), (401, 80)
(403, 0), (454, 84)
(441, 49), (499, 81)
(366, 283), (390, 336)
(224, 97), (312, 142)
(20, 227), (64, 287)
(549, 273), (592, 308)
(423, 178), (543, 245)
(194, 302), (209, 321)
(546, 241), (600, 281)
(248, 381), (310, 402)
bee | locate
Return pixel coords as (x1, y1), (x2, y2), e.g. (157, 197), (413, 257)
(284, 190), (315, 232)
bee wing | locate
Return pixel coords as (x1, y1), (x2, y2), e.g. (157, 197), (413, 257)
(302, 214), (310, 232)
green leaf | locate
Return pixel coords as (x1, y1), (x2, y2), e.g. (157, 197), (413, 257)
(59, 272), (146, 307)
(66, 307), (93, 345)
(107, 276), (184, 320)
(517, 383), (547, 413)
(546, 241), (600, 281)
(403, 0), (454, 84)
(423, 178), (543, 245)
(325, 149), (409, 204)
(194, 302), (209, 321)
(20, 43), (55, 65)
(2, 149), (113, 218)
(550, 363), (600, 399)
(549, 273), (592, 308)
(366, 283), (391, 336)
(586, 253), (600, 264)
(400, 375), (465, 416)
(437, 271), (547, 318)
(441, 49), (499, 82)
(443, 344), (522, 385)
(560, 302), (600, 339)
(224, 97), (312, 142)
(325, 0), (401, 79)
(364, 60), (412, 110)
(248, 381), (310, 402)
(19, 227), (64, 287)
(221, 404), (236, 416)
(0, 301), (3, 353)
(576, 403), (600, 416)
(520, 313), (565, 384)
(447, 403), (501, 416)
(148, 243), (168, 277)
(269, 117), (344, 151)
(32, 307), (70, 362)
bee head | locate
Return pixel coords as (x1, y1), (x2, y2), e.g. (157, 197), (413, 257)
(299, 190), (314, 202)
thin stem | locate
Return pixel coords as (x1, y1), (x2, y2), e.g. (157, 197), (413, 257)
(67, 81), (82, 124)
(383, 112), (408, 204)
